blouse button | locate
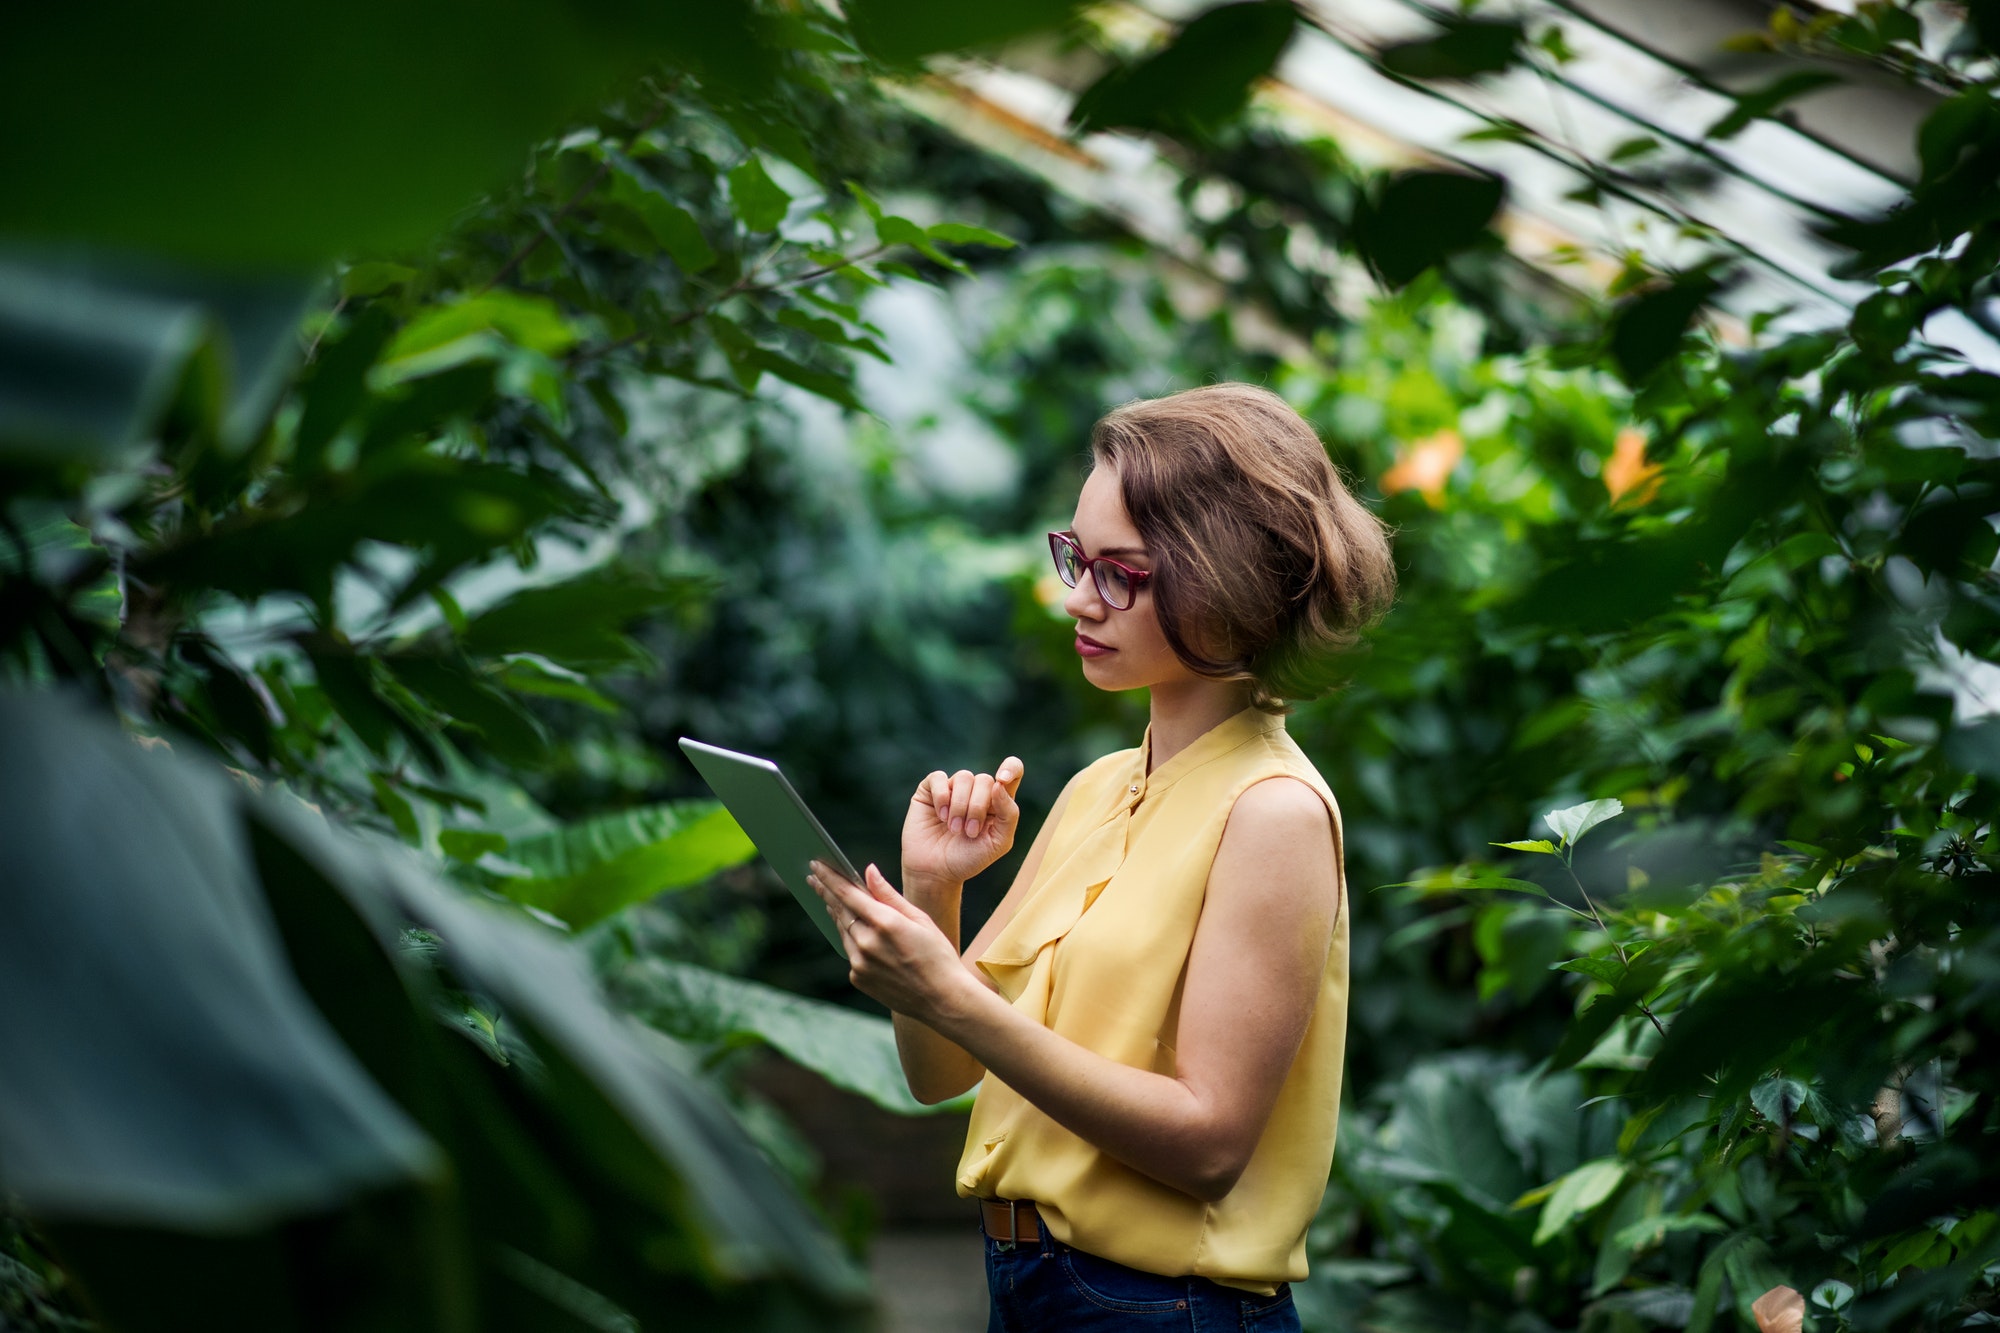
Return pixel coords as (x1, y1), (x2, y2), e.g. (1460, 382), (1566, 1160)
(1129, 784), (1140, 794)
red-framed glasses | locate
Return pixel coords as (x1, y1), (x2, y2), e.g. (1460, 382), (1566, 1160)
(1048, 531), (1153, 610)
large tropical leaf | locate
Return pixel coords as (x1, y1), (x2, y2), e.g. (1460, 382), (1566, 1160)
(497, 800), (758, 929)
(252, 799), (871, 1321)
(0, 254), (314, 465)
(1, 2), (773, 266)
(1377, 1054), (1536, 1212)
(346, 840), (868, 1304)
(607, 958), (975, 1116)
(0, 692), (440, 1229)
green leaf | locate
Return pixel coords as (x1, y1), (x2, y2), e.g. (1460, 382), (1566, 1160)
(379, 291), (577, 379)
(1549, 992), (1634, 1071)
(1637, 973), (1863, 1101)
(293, 305), (395, 469)
(1389, 871), (1552, 900)
(606, 159), (717, 273)
(0, 3), (775, 265)
(1461, 122), (1533, 144)
(339, 261), (417, 298)
(460, 573), (709, 670)
(1704, 70), (1843, 141)
(369, 773), (423, 843)
(0, 254), (312, 463)
(1353, 169), (1506, 288)
(743, 347), (867, 411)
(309, 649), (399, 757)
(1556, 956), (1628, 985)
(1917, 87), (2000, 182)
(1544, 798), (1624, 848)
(387, 654), (549, 767)
(440, 828), (508, 863)
(845, 180), (886, 222)
(498, 802), (758, 929)
(1609, 1210), (1727, 1251)
(151, 457), (566, 621)
(1609, 274), (1720, 383)
(1071, 0), (1299, 135)
(608, 959), (972, 1116)
(925, 221), (1018, 249)
(842, 0), (1085, 63)
(726, 156), (791, 233)
(1943, 717), (2000, 781)
(774, 307), (890, 362)
(0, 693), (440, 1228)
(495, 655), (621, 714)
(1494, 839), (1557, 854)
(872, 213), (966, 273)
(1533, 1158), (1628, 1245)
(1382, 1054), (1543, 1211)
(1377, 18), (1525, 79)
(264, 799), (867, 1301)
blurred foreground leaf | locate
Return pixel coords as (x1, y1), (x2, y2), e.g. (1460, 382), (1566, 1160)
(0, 693), (439, 1230)
(843, 0), (1086, 64)
(1377, 18), (1525, 80)
(1072, 1), (1299, 136)
(0, 2), (775, 265)
(1353, 169), (1505, 288)
(0, 693), (870, 1327)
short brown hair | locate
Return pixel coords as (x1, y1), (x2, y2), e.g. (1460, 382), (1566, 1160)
(1089, 383), (1395, 711)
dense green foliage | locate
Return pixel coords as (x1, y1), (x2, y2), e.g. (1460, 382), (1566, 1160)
(10, 2), (2000, 1331)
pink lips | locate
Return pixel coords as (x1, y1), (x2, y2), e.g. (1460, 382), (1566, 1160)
(1075, 633), (1113, 658)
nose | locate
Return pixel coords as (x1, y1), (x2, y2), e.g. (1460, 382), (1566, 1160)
(1063, 570), (1105, 620)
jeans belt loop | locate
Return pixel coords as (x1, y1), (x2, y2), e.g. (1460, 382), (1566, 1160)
(1007, 1198), (1018, 1241)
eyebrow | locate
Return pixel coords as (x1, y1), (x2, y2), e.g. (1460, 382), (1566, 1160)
(1062, 530), (1150, 558)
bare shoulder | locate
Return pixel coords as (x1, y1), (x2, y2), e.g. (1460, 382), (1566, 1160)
(1223, 775), (1334, 844)
(1211, 776), (1338, 916)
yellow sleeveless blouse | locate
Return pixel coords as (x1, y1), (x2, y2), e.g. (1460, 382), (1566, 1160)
(955, 707), (1350, 1291)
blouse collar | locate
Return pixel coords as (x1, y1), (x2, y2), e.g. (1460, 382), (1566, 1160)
(1132, 706), (1283, 805)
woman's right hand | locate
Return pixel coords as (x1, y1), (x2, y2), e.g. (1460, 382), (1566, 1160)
(901, 758), (1024, 890)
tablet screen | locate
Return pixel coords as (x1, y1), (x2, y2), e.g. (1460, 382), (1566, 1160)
(677, 737), (857, 957)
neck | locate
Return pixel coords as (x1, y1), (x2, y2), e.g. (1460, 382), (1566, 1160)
(1145, 677), (1258, 773)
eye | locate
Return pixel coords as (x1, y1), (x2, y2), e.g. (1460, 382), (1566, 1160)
(1050, 535), (1085, 586)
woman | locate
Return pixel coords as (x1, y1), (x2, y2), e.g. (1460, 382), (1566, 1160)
(808, 383), (1396, 1330)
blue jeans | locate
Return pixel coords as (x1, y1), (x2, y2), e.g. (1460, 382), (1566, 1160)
(983, 1225), (1301, 1332)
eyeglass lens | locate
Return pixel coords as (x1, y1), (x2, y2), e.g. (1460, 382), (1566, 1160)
(1094, 562), (1132, 608)
(1049, 535), (1135, 609)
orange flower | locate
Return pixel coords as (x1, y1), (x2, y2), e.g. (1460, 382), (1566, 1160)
(1381, 429), (1463, 506)
(1605, 427), (1662, 506)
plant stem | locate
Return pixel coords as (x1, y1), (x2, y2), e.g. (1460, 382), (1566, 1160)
(1564, 851), (1668, 1039)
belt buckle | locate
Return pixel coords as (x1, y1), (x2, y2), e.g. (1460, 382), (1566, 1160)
(1007, 1198), (1018, 1240)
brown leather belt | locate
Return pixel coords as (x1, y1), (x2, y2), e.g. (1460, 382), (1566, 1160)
(978, 1197), (1043, 1243)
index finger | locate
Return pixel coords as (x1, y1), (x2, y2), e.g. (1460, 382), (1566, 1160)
(811, 861), (891, 925)
(919, 770), (951, 823)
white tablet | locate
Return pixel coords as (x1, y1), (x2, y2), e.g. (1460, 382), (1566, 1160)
(677, 737), (859, 957)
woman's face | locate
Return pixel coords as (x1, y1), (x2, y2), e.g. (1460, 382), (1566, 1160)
(1062, 463), (1200, 693)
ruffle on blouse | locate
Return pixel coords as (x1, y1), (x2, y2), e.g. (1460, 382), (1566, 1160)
(974, 804), (1130, 1004)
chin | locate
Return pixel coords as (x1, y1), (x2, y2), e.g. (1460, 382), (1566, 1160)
(1079, 657), (1143, 693)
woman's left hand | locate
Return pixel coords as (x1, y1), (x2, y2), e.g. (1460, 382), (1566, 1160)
(807, 860), (976, 1026)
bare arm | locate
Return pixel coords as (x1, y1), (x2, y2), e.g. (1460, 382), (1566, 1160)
(894, 772), (1080, 1104)
(812, 775), (1339, 1200)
